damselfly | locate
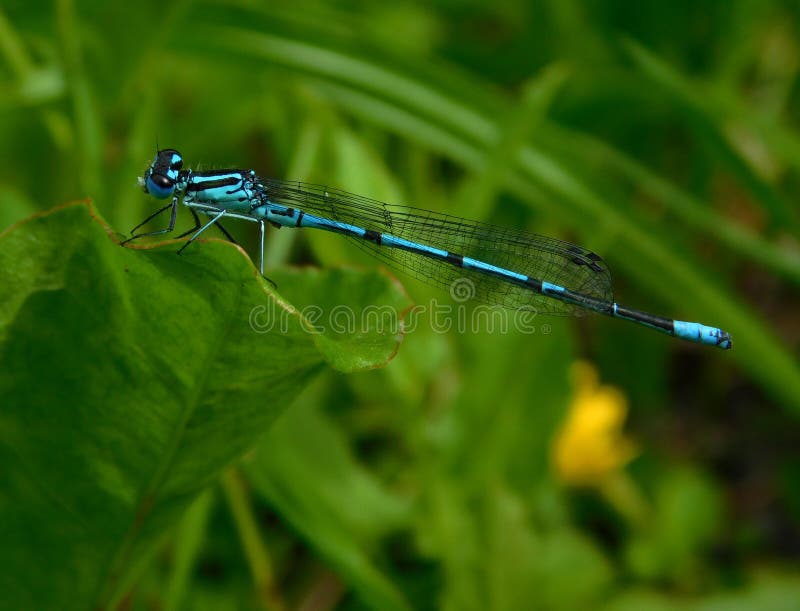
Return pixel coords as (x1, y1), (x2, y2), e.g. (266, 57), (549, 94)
(123, 149), (732, 349)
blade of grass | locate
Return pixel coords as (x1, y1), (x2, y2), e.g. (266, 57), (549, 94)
(164, 490), (215, 611)
(621, 37), (798, 231)
(55, 0), (103, 199)
(458, 64), (570, 221)
(0, 7), (68, 145)
(0, 7), (34, 76)
(184, 24), (495, 145)
(538, 121), (800, 284)
(265, 114), (324, 268)
(222, 468), (284, 611)
(113, 0), (193, 109)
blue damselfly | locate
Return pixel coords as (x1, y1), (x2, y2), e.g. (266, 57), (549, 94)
(123, 149), (732, 349)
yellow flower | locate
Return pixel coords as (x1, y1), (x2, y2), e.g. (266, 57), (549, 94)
(551, 361), (638, 486)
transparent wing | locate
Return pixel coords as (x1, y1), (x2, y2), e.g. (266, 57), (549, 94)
(263, 179), (613, 314)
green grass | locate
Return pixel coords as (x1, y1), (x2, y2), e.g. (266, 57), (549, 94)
(1, 1), (799, 609)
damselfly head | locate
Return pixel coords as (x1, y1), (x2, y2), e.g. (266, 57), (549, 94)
(143, 148), (183, 199)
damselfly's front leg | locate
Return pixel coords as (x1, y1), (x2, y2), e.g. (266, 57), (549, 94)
(121, 198), (178, 245)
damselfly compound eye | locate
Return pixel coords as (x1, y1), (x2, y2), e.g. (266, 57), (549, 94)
(150, 174), (173, 189)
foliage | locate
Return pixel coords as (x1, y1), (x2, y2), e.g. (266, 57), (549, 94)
(1, 1), (799, 609)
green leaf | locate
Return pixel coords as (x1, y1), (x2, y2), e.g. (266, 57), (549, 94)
(267, 265), (412, 372)
(0, 201), (407, 610)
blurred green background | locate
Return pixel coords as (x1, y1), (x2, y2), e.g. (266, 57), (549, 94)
(2, 0), (800, 609)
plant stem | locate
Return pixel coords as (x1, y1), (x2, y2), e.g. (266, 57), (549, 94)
(221, 467), (285, 611)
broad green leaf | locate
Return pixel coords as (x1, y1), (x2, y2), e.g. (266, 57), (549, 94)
(267, 265), (412, 372)
(0, 201), (408, 610)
